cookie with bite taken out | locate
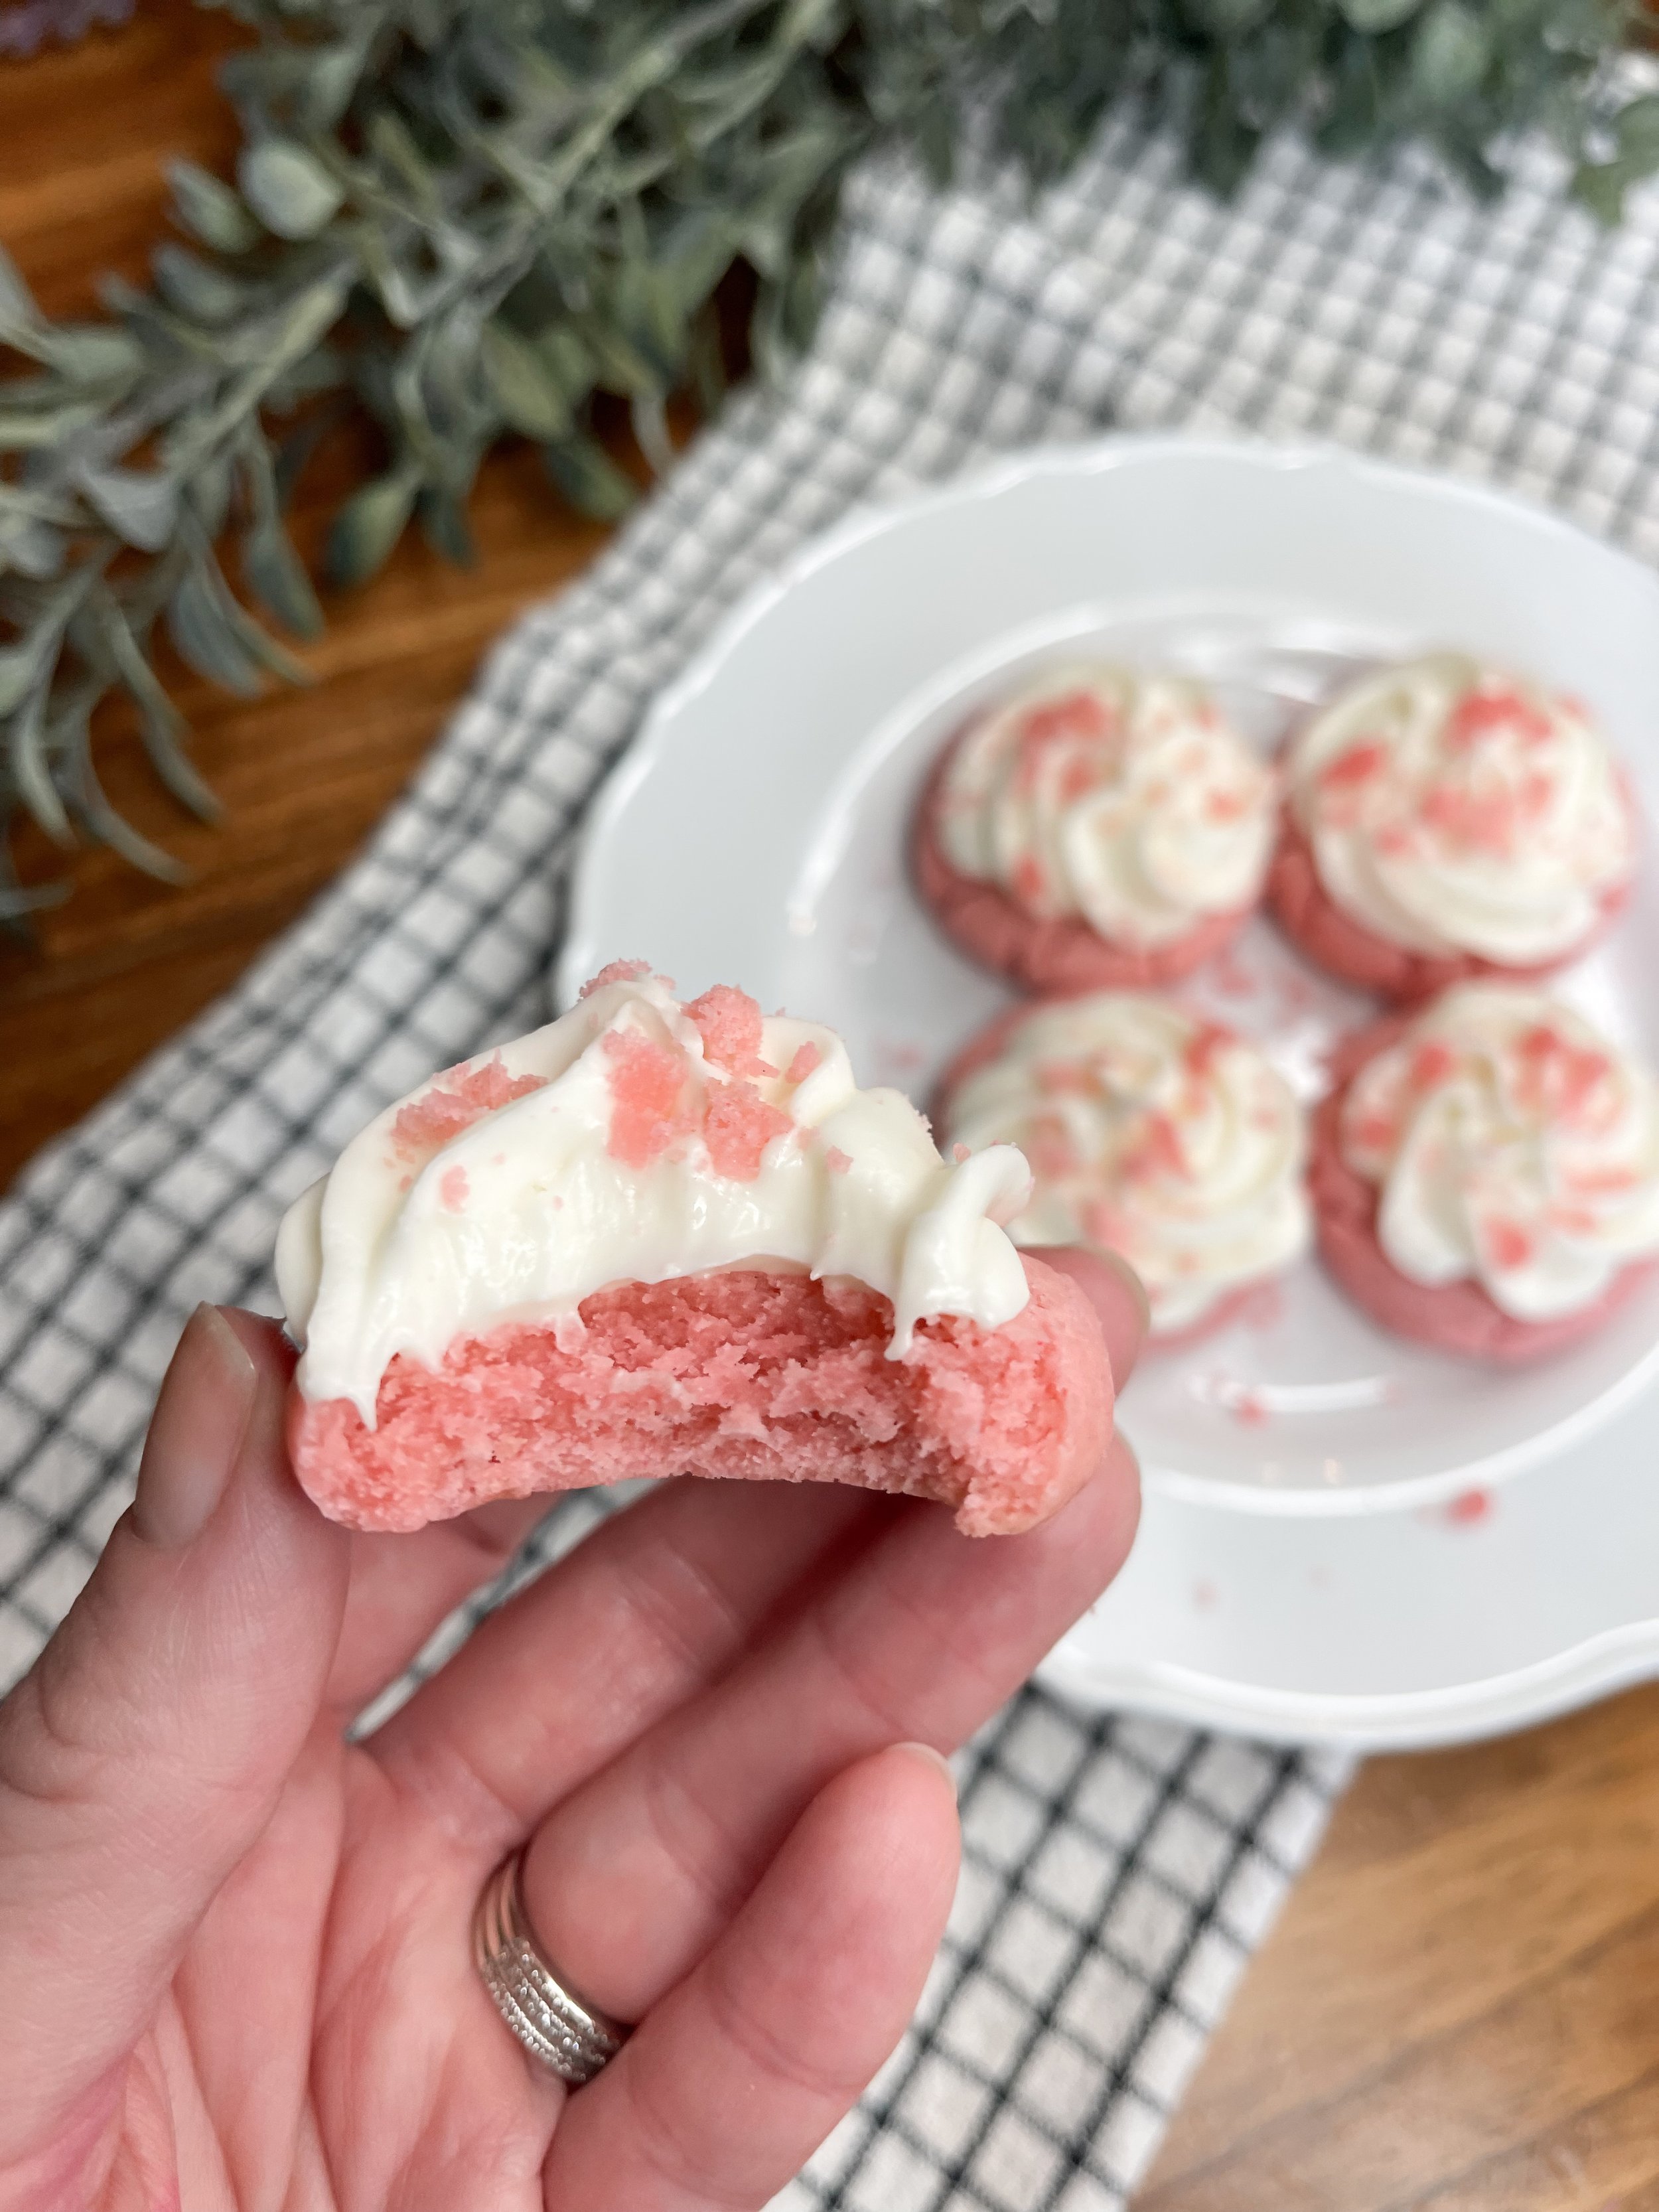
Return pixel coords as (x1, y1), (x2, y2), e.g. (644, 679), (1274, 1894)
(277, 965), (1117, 1537)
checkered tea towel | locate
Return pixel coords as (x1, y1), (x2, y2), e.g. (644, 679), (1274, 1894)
(9, 98), (1659, 2208)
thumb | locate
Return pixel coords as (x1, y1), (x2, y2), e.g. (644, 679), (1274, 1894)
(0, 1305), (350, 2170)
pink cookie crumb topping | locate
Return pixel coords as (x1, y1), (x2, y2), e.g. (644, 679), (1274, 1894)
(391, 1057), (546, 1163)
(439, 1166), (469, 1213)
(687, 984), (775, 1077)
(704, 1080), (794, 1180)
(603, 1029), (695, 1167)
(581, 958), (654, 997)
(787, 1041), (823, 1085)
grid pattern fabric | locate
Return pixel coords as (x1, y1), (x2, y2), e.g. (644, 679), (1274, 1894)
(5, 103), (1659, 2206)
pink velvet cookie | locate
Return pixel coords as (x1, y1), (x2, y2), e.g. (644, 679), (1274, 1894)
(936, 992), (1311, 1346)
(1312, 986), (1659, 1361)
(275, 966), (1114, 1537)
(913, 664), (1277, 993)
(1271, 655), (1638, 1002)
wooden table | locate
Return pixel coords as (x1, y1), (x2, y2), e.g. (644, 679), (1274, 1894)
(7, 14), (1659, 2206)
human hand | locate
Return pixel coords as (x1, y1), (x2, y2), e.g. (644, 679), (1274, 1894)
(0, 1258), (1143, 2212)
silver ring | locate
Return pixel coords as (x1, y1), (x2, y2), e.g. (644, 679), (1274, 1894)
(474, 1849), (631, 2085)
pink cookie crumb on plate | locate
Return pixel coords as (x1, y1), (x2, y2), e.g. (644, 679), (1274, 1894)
(289, 1256), (1114, 1540)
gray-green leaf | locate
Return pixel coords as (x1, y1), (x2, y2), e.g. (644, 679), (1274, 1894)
(78, 467), (179, 553)
(326, 467), (420, 587)
(298, 39), (367, 131)
(1613, 96), (1659, 168)
(239, 139), (346, 241)
(153, 243), (247, 327)
(9, 682), (72, 846)
(167, 159), (261, 254)
(480, 321), (574, 439)
(39, 324), (145, 383)
(0, 513), (64, 581)
(0, 243), (39, 338)
(169, 567), (267, 696)
(543, 437), (637, 522)
(243, 518), (325, 639)
(94, 592), (222, 824)
(0, 634), (50, 716)
(1412, 1), (1490, 104)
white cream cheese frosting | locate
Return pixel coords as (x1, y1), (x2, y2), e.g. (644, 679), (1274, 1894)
(942, 993), (1311, 1334)
(276, 966), (1035, 1422)
(1340, 984), (1659, 1321)
(935, 664), (1278, 948)
(1287, 654), (1636, 963)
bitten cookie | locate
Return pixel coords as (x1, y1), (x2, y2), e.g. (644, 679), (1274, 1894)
(277, 966), (1114, 1537)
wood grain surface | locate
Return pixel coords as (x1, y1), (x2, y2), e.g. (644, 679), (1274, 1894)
(5, 15), (1659, 2209)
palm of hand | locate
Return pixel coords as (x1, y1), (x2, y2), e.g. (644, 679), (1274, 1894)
(2, 1294), (1139, 2212)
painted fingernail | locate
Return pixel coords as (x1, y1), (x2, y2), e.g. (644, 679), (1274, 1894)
(897, 1741), (959, 1801)
(133, 1305), (259, 1550)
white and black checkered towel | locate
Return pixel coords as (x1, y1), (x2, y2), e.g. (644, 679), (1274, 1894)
(7, 103), (1659, 2207)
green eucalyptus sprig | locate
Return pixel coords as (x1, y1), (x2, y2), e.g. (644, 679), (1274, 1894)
(0, 0), (1648, 924)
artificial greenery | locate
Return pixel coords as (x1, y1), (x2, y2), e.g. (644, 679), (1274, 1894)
(0, 0), (1652, 922)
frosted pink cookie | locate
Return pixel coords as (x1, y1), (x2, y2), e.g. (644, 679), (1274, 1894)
(936, 992), (1311, 1345)
(913, 666), (1277, 992)
(275, 966), (1114, 1537)
(1313, 990), (1659, 1361)
(1273, 656), (1638, 1003)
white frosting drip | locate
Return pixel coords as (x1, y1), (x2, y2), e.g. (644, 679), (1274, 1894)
(1288, 654), (1636, 962)
(942, 993), (1311, 1334)
(936, 664), (1277, 948)
(278, 969), (1034, 1422)
(1341, 984), (1659, 1321)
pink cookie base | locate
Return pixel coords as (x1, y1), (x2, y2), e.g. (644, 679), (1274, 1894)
(1311, 1015), (1656, 1362)
(289, 1258), (1113, 1540)
(1269, 812), (1627, 1003)
(936, 1008), (1262, 1350)
(912, 749), (1250, 994)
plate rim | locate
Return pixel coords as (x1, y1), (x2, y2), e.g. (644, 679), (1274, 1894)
(1037, 1616), (1659, 1749)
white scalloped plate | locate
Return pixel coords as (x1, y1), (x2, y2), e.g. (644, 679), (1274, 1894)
(561, 437), (1659, 1743)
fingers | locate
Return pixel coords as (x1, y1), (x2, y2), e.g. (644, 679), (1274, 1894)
(1040, 1244), (1149, 1386)
(370, 1477), (887, 1854)
(0, 1307), (350, 2175)
(326, 1495), (554, 1717)
(522, 1435), (1139, 2024)
(540, 1743), (960, 2212)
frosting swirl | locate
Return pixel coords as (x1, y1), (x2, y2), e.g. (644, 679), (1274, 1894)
(278, 966), (1035, 1420)
(1340, 984), (1659, 1320)
(1287, 654), (1636, 963)
(942, 993), (1311, 1334)
(936, 664), (1277, 948)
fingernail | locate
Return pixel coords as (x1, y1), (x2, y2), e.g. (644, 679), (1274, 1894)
(897, 1741), (959, 1801)
(133, 1305), (259, 1550)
